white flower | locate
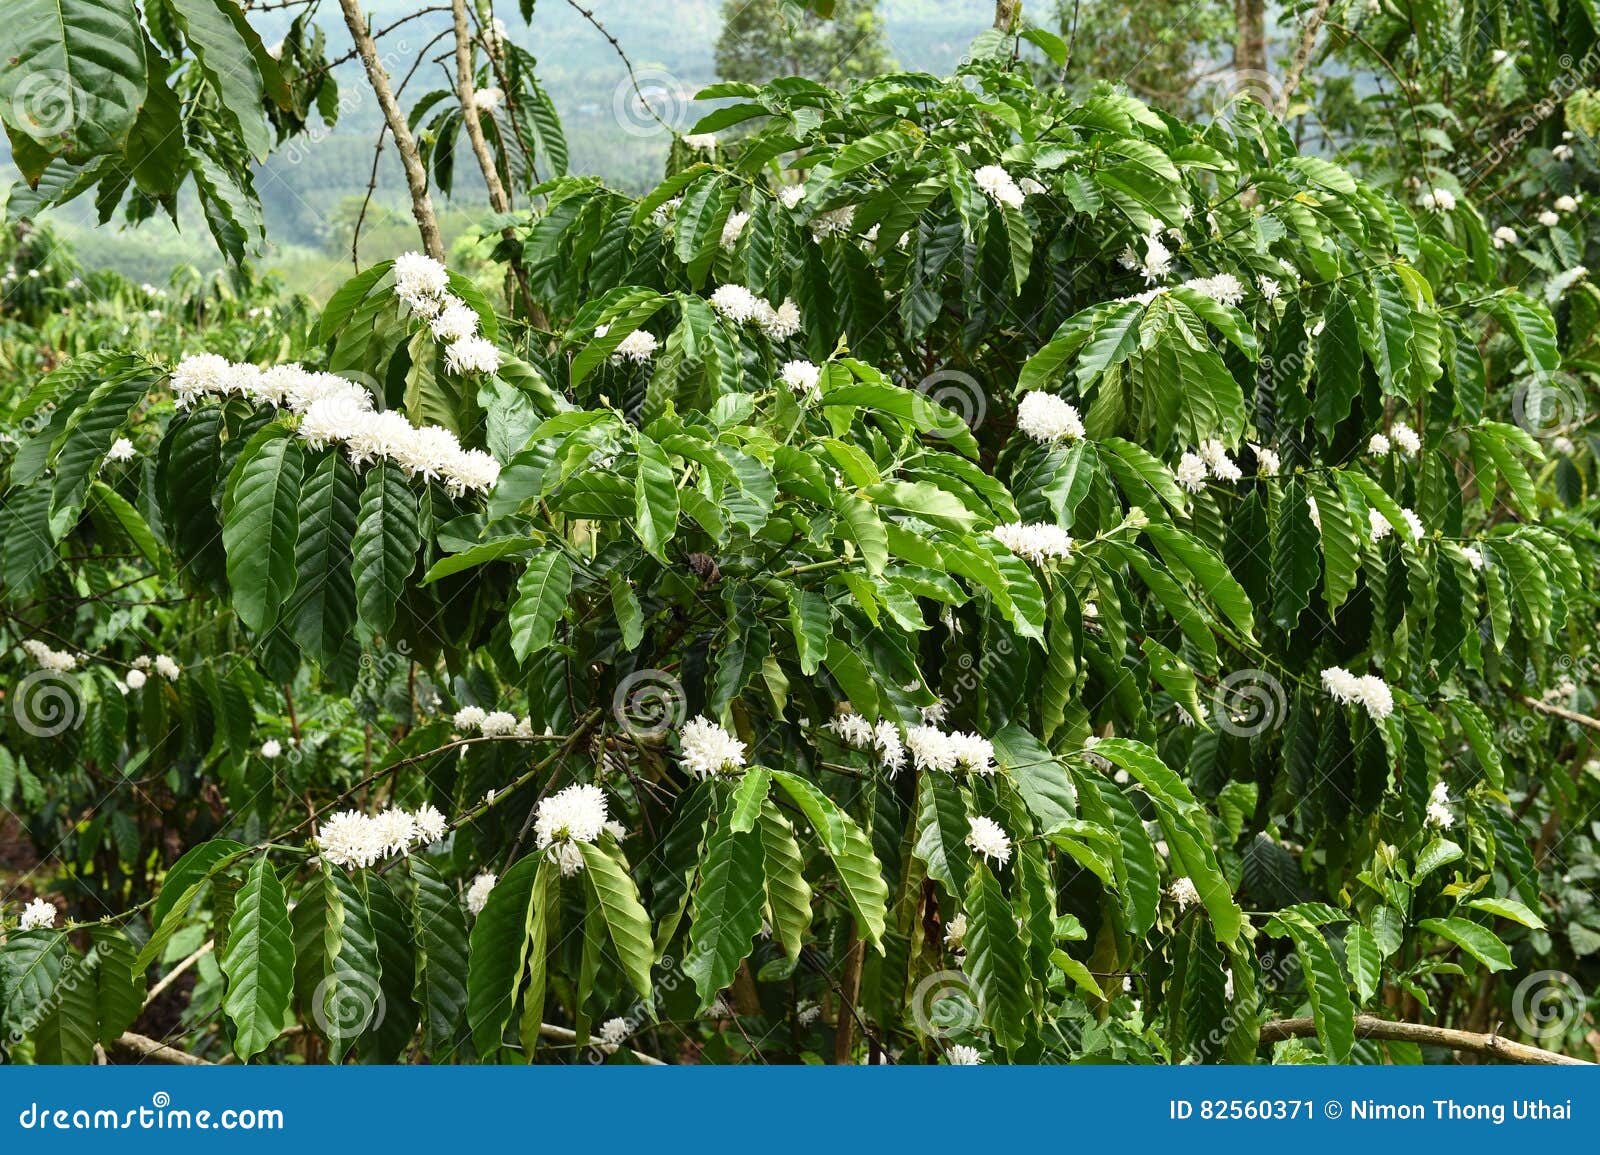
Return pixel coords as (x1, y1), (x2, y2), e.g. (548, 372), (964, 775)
(756, 298), (802, 341)
(780, 359), (821, 399)
(1167, 876), (1201, 911)
(465, 872), (497, 915)
(106, 437), (136, 462)
(430, 299), (481, 343)
(965, 815), (1012, 867)
(1400, 507), (1426, 541)
(973, 164), (1025, 209)
(1181, 273), (1245, 306)
(1320, 666), (1364, 705)
(444, 336), (500, 375)
(153, 654), (181, 681)
(827, 712), (875, 748)
(472, 87), (503, 112)
(1425, 781), (1454, 829)
(720, 210), (750, 250)
(1016, 392), (1085, 443)
(1390, 422), (1421, 456)
(1258, 276), (1281, 301)
(454, 705), (488, 731)
(1252, 444), (1280, 476)
(394, 251), (450, 304)
(1198, 439), (1241, 482)
(18, 897), (57, 931)
(1368, 507), (1393, 541)
(679, 716), (747, 778)
(710, 283), (761, 323)
(1139, 234), (1173, 282)
(650, 197), (680, 228)
(414, 804), (448, 845)
(1174, 452), (1208, 493)
(549, 841), (586, 876)
(1555, 194), (1579, 213)
(370, 808), (419, 856)
(1367, 432), (1392, 456)
(1355, 675), (1394, 720)
(21, 640), (77, 673)
(808, 205), (855, 241)
(1461, 545), (1486, 571)
(1539, 210), (1561, 227)
(1553, 144), (1573, 161)
(316, 809), (385, 869)
(170, 352), (233, 408)
(796, 1001), (822, 1026)
(534, 783), (609, 860)
(1420, 188), (1456, 213)
(1492, 226), (1518, 249)
(260, 739), (282, 759)
(597, 1017), (631, 1054)
(1490, 48), (1509, 65)
(873, 720), (906, 774)
(947, 732), (996, 775)
(614, 330), (659, 363)
(992, 521), (1074, 564)
(481, 711), (519, 736)
(1019, 176), (1046, 197)
(1552, 435), (1576, 456)
(777, 185), (806, 209)
(604, 820), (629, 842)
(906, 725), (958, 774)
(944, 912), (968, 951)
(125, 669), (147, 690)
(921, 699), (948, 725)
(946, 1044), (984, 1065)
(683, 132), (717, 151)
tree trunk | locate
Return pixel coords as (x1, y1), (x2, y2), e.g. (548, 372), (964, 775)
(1233, 0), (1267, 78)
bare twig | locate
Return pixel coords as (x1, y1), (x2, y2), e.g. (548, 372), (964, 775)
(111, 1032), (211, 1065)
(1259, 1015), (1589, 1065)
(1520, 695), (1600, 733)
(1277, 0), (1334, 114)
(143, 940), (214, 1007)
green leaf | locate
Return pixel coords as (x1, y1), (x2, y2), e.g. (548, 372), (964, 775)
(1273, 913), (1355, 1062)
(769, 769), (888, 949)
(993, 723), (1076, 833)
(577, 843), (656, 1005)
(352, 461), (420, 636)
(509, 550), (574, 660)
(466, 853), (543, 1056)
(320, 870), (382, 1062)
(1416, 917), (1513, 972)
(683, 803), (766, 1011)
(633, 435), (680, 559)
(408, 858), (470, 1059)
(1464, 897), (1546, 930)
(286, 451), (359, 668)
(1344, 923), (1380, 1004)
(964, 862), (1032, 1051)
(163, 0), (272, 159)
(833, 492), (888, 575)
(221, 857), (295, 1061)
(758, 803), (812, 961)
(912, 771), (972, 897)
(91, 926), (146, 1044)
(0, 0), (147, 160)
(223, 426), (304, 634)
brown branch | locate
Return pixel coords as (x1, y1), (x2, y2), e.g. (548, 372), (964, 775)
(833, 927), (865, 1064)
(111, 1032), (211, 1065)
(452, 0), (511, 215)
(338, 0), (446, 260)
(1259, 1015), (1590, 1065)
(1521, 695), (1600, 734)
(1277, 0), (1333, 114)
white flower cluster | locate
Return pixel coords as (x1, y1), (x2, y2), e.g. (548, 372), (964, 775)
(1320, 666), (1395, 721)
(1492, 226), (1518, 249)
(778, 185), (806, 209)
(683, 132), (718, 151)
(21, 640), (77, 673)
(453, 705), (532, 738)
(534, 782), (610, 876)
(1259, 276), (1281, 302)
(1252, 444), (1280, 476)
(169, 353), (503, 498)
(1137, 233), (1173, 283)
(1461, 545), (1486, 571)
(18, 897), (57, 931)
(1555, 194), (1579, 213)
(1174, 451), (1209, 494)
(1419, 188), (1456, 213)
(973, 164), (1025, 209)
(1425, 781), (1454, 829)
(992, 521), (1074, 564)
(1166, 876), (1201, 911)
(946, 1044), (984, 1065)
(679, 716), (747, 778)
(596, 1016), (631, 1053)
(808, 205), (855, 241)
(1016, 391), (1085, 444)
(260, 739), (282, 759)
(132, 654), (181, 681)
(472, 87), (503, 112)
(1368, 506), (1424, 542)
(965, 815), (1012, 867)
(614, 330), (660, 363)
(316, 803), (449, 869)
(106, 437), (136, 462)
(391, 252), (500, 377)
(1198, 439), (1242, 482)
(465, 871), (497, 915)
(1181, 273), (1245, 306)
(708, 284), (803, 341)
(780, 359), (822, 400)
(906, 725), (996, 775)
(825, 713), (907, 772)
(720, 210), (750, 250)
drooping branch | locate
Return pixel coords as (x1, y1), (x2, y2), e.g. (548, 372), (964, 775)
(1277, 0), (1333, 114)
(1521, 694), (1600, 734)
(1259, 1015), (1589, 1065)
(338, 0), (446, 260)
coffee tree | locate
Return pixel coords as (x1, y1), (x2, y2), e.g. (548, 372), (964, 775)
(2, 21), (1597, 1066)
